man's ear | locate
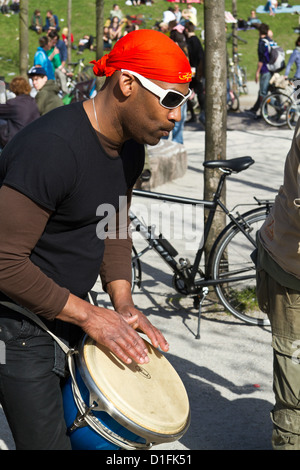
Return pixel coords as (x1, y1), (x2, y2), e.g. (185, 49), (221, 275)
(118, 71), (135, 98)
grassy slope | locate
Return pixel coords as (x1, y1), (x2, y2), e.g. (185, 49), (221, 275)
(0, 0), (300, 82)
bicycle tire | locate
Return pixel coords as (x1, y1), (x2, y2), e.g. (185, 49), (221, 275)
(238, 67), (248, 94)
(286, 101), (300, 130)
(210, 207), (270, 326)
(261, 92), (292, 127)
(131, 245), (142, 293)
(227, 91), (239, 112)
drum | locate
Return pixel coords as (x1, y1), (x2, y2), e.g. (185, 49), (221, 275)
(62, 335), (190, 450)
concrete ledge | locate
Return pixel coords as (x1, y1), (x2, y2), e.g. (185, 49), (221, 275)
(135, 140), (188, 190)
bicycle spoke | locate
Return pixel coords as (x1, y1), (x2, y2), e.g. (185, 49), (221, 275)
(262, 92), (292, 127)
(211, 209), (270, 326)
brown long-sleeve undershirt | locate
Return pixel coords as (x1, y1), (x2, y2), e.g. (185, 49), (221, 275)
(0, 185), (133, 320)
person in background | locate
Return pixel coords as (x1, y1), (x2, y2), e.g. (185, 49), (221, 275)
(34, 36), (55, 80)
(10, 0), (19, 14)
(181, 4), (197, 26)
(77, 35), (95, 53)
(265, 0), (278, 16)
(47, 30), (70, 95)
(108, 16), (123, 42)
(0, 76), (40, 150)
(169, 20), (189, 57)
(173, 4), (182, 23)
(164, 20), (189, 144)
(256, 116), (300, 450)
(246, 23), (273, 119)
(285, 36), (300, 80)
(27, 66), (63, 115)
(0, 0), (9, 15)
(62, 27), (75, 49)
(43, 9), (60, 32)
(185, 20), (205, 124)
(162, 7), (176, 24)
(48, 30), (68, 69)
(30, 9), (43, 34)
(103, 26), (112, 51)
(109, 3), (124, 21)
(247, 9), (262, 28)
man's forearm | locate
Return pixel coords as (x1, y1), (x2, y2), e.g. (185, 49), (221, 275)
(106, 279), (134, 311)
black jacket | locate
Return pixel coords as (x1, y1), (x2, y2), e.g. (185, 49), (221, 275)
(0, 94), (40, 147)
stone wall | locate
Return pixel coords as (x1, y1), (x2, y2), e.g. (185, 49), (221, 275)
(135, 140), (188, 190)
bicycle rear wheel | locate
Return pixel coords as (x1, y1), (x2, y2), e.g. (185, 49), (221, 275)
(210, 207), (270, 326)
(227, 91), (239, 112)
(262, 92), (292, 127)
(286, 101), (300, 130)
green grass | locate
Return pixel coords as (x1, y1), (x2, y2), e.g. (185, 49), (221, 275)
(229, 287), (258, 312)
(1, 0), (300, 83)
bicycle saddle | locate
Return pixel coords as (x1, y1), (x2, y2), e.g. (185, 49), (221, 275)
(203, 156), (254, 173)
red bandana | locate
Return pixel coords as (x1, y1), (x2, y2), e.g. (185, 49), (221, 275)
(91, 29), (192, 83)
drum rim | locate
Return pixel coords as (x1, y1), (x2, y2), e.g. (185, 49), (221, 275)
(76, 335), (190, 444)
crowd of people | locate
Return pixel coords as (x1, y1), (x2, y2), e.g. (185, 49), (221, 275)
(2, 3), (300, 145)
(0, 0), (19, 16)
(0, 8), (68, 150)
(0, 3), (205, 151)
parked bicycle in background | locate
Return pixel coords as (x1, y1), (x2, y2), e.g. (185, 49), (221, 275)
(261, 73), (300, 128)
(62, 58), (96, 104)
(130, 157), (273, 339)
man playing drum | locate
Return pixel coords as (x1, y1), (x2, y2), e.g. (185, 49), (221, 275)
(0, 30), (192, 450)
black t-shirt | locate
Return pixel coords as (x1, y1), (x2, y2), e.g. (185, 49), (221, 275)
(0, 102), (144, 298)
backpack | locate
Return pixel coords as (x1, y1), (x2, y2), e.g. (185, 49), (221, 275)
(263, 38), (285, 73)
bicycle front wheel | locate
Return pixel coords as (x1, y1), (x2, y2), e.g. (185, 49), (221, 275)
(262, 92), (292, 127)
(227, 91), (239, 112)
(210, 207), (270, 326)
(286, 101), (300, 130)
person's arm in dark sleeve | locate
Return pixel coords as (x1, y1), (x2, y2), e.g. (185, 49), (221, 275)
(0, 185), (70, 320)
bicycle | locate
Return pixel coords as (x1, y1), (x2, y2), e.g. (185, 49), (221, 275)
(227, 54), (248, 96)
(130, 156), (273, 338)
(285, 79), (300, 129)
(261, 79), (298, 127)
(67, 57), (94, 83)
(227, 86), (240, 112)
(62, 58), (97, 104)
(286, 100), (300, 130)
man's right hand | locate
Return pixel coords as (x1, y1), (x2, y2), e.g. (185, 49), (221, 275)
(57, 293), (149, 365)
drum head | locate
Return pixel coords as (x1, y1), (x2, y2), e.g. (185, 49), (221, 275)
(78, 336), (190, 442)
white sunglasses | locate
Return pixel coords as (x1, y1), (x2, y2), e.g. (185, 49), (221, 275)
(121, 69), (191, 109)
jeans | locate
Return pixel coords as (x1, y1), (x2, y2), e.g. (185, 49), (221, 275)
(252, 71), (272, 113)
(259, 71), (272, 101)
(0, 307), (73, 449)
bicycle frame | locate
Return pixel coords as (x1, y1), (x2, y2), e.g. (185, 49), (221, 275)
(131, 167), (272, 293)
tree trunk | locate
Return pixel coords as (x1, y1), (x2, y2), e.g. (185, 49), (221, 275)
(204, 0), (227, 264)
(95, 0), (105, 91)
(231, 0), (238, 93)
(19, 0), (29, 77)
(67, 0), (72, 70)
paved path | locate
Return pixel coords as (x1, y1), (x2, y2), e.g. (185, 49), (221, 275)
(0, 84), (295, 451)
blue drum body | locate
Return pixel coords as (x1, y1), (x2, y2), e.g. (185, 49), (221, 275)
(62, 335), (190, 450)
(62, 369), (146, 450)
